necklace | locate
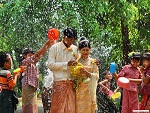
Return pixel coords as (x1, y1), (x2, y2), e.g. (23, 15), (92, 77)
(79, 57), (89, 66)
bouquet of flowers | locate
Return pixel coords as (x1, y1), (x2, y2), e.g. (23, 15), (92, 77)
(70, 62), (85, 91)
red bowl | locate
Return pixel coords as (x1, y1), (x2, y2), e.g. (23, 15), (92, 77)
(117, 77), (129, 88)
(48, 28), (59, 40)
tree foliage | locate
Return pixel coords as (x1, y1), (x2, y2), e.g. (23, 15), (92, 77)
(0, 0), (150, 107)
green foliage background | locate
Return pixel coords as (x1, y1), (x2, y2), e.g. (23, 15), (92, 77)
(0, 0), (150, 111)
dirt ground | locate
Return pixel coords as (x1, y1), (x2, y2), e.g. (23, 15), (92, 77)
(15, 98), (44, 113)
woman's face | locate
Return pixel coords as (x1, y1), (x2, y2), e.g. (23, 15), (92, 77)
(130, 59), (140, 68)
(142, 59), (150, 69)
(80, 47), (90, 58)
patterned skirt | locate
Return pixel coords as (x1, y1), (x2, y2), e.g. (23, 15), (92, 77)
(22, 85), (38, 113)
(76, 82), (98, 113)
(50, 80), (75, 113)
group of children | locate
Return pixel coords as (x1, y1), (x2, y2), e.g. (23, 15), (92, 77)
(98, 51), (150, 113)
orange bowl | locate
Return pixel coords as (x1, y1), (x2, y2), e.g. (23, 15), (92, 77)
(48, 28), (59, 40)
(117, 77), (129, 88)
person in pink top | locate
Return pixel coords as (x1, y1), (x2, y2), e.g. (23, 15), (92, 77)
(139, 52), (150, 110)
(114, 52), (142, 113)
(98, 71), (118, 113)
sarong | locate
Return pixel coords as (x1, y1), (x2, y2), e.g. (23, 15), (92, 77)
(22, 85), (38, 113)
(50, 80), (75, 113)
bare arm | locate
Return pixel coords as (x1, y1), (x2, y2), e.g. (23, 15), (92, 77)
(142, 76), (150, 85)
(113, 72), (119, 81)
(35, 39), (55, 58)
(128, 78), (142, 84)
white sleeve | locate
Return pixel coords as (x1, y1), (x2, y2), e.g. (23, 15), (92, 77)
(48, 45), (68, 71)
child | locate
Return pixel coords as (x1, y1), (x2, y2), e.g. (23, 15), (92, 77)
(41, 70), (53, 113)
(22, 39), (55, 113)
(139, 52), (150, 110)
(114, 52), (142, 113)
(0, 52), (20, 113)
(75, 37), (99, 113)
(98, 71), (118, 113)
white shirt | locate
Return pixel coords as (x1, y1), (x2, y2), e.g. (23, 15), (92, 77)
(48, 41), (78, 81)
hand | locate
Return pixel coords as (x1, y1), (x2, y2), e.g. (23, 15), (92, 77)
(15, 72), (21, 79)
(80, 67), (91, 77)
(46, 39), (56, 48)
(95, 59), (100, 66)
(68, 59), (78, 66)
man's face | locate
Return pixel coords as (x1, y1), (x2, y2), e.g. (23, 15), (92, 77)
(63, 36), (75, 48)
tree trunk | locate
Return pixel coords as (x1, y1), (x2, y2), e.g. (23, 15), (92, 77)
(121, 19), (131, 65)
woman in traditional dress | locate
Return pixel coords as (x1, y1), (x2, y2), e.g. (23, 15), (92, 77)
(75, 37), (99, 113)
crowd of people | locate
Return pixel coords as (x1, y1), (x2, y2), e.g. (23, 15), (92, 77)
(0, 27), (150, 113)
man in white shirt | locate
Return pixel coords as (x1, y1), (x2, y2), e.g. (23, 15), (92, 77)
(48, 27), (78, 113)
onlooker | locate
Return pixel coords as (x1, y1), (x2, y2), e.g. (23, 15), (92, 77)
(41, 70), (53, 113)
(139, 52), (150, 110)
(98, 71), (118, 113)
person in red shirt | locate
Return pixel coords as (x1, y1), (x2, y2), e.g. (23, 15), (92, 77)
(114, 52), (142, 113)
(139, 52), (150, 110)
(22, 39), (55, 113)
(0, 52), (20, 113)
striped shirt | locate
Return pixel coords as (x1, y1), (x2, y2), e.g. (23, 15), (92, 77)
(0, 69), (15, 90)
(22, 56), (40, 88)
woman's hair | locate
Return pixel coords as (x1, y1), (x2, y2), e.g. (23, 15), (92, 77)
(0, 52), (8, 68)
(78, 36), (91, 50)
(142, 52), (150, 60)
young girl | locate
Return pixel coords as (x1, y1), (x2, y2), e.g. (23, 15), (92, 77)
(98, 71), (118, 113)
(0, 52), (20, 113)
(114, 52), (142, 113)
(75, 37), (99, 113)
(139, 52), (150, 110)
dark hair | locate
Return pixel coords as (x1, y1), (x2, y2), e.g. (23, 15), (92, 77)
(142, 52), (150, 60)
(22, 48), (34, 55)
(128, 51), (141, 61)
(78, 37), (91, 50)
(0, 52), (8, 68)
(63, 28), (77, 39)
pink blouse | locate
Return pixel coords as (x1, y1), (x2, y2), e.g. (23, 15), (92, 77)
(118, 64), (141, 92)
(140, 68), (150, 94)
